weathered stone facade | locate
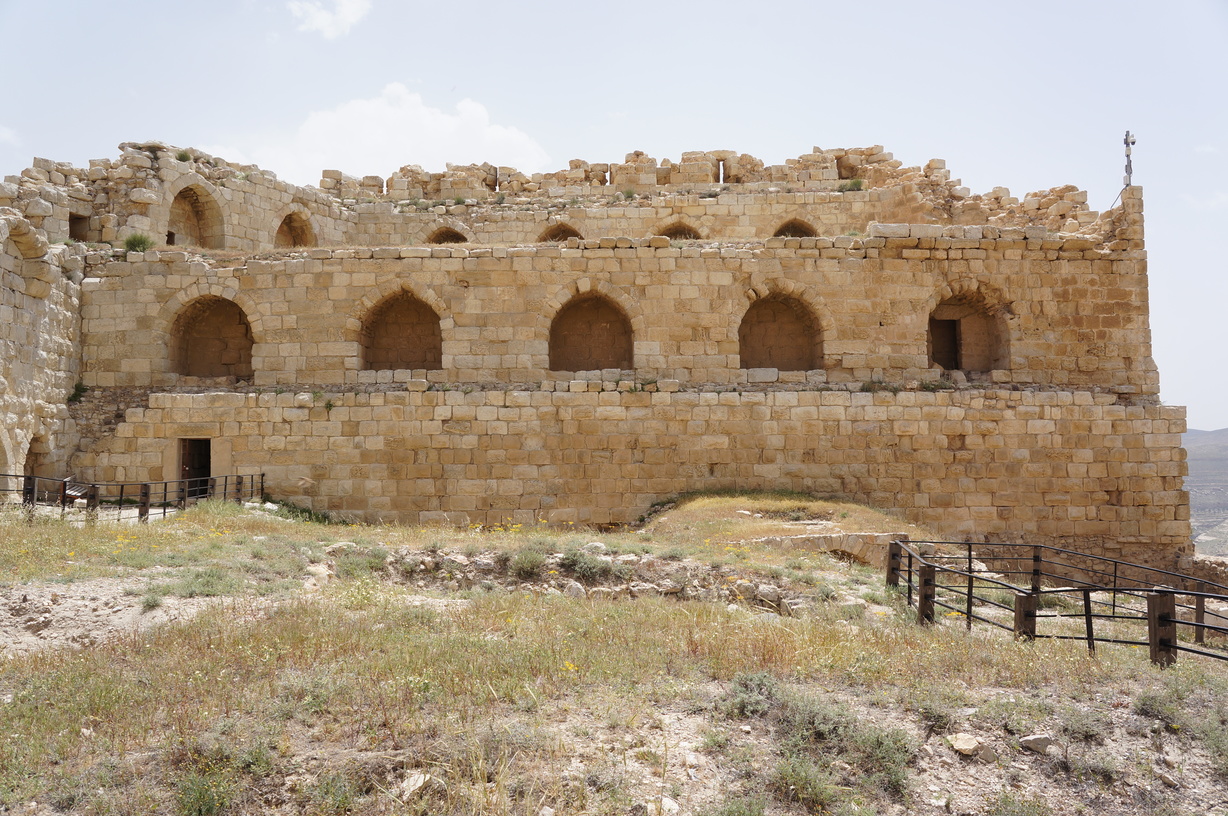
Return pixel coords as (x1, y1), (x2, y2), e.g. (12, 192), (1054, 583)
(0, 142), (1191, 569)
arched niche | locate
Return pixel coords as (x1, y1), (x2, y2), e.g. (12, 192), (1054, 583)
(166, 185), (225, 249)
(275, 212), (316, 248)
(360, 291), (443, 371)
(538, 223), (583, 242)
(426, 227), (468, 245)
(738, 294), (821, 371)
(927, 295), (1010, 374)
(656, 222), (702, 240)
(773, 218), (818, 238)
(170, 296), (254, 378)
(548, 294), (633, 372)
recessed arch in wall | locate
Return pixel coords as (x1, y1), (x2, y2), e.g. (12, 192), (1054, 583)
(360, 291), (443, 371)
(23, 434), (50, 478)
(738, 294), (822, 370)
(655, 221), (703, 240)
(169, 296), (254, 379)
(426, 227), (468, 244)
(274, 209), (316, 248)
(166, 184), (225, 249)
(772, 218), (818, 238)
(926, 287), (1011, 374)
(548, 294), (634, 372)
(538, 223), (583, 242)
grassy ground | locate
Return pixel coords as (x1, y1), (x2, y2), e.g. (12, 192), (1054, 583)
(0, 496), (1224, 815)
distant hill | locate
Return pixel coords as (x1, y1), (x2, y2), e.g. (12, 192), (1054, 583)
(1186, 428), (1228, 555)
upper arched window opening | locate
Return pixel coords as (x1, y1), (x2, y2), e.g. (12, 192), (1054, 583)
(539, 224), (583, 243)
(167, 185), (225, 249)
(275, 212), (316, 248)
(427, 227), (468, 245)
(773, 219), (818, 238)
(656, 223), (702, 240)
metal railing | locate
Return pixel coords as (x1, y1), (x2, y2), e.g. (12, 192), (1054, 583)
(887, 539), (1228, 667)
(1, 472), (265, 523)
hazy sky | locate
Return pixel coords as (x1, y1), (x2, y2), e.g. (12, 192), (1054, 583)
(2, 0), (1225, 428)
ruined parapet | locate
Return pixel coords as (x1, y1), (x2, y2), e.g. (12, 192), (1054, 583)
(6, 142), (1127, 256)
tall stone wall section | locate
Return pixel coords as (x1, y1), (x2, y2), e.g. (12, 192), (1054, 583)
(78, 213), (1158, 395)
(73, 388), (1189, 569)
(0, 209), (84, 483)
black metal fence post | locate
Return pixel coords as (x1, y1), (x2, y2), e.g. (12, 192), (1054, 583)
(1196, 583), (1207, 646)
(1082, 588), (1096, 655)
(965, 542), (974, 631)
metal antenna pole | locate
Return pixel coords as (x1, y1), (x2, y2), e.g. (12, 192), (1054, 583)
(1123, 131), (1136, 186)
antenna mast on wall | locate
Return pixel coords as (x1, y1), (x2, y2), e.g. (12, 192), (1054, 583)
(1123, 131), (1136, 186)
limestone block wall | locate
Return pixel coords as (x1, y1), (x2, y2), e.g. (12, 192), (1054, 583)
(343, 186), (931, 246)
(2, 144), (354, 252)
(78, 220), (1158, 396)
(71, 388), (1190, 568)
(0, 210), (83, 483)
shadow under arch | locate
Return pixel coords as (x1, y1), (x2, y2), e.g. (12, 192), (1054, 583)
(772, 218), (818, 238)
(168, 295), (255, 379)
(426, 227), (469, 244)
(538, 223), (583, 242)
(357, 290), (444, 371)
(154, 283), (266, 381)
(548, 292), (634, 372)
(155, 173), (228, 249)
(273, 204), (317, 248)
(737, 278), (832, 371)
(654, 220), (703, 240)
(924, 280), (1014, 374)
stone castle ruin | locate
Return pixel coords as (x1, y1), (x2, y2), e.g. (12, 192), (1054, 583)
(0, 141), (1191, 570)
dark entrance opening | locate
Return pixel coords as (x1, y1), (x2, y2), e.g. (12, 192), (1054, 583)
(166, 231), (176, 246)
(69, 215), (89, 242)
(180, 438), (211, 499)
(928, 318), (960, 370)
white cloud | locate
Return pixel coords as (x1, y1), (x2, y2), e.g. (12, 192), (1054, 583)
(221, 83), (552, 187)
(0, 125), (19, 147)
(286, 0), (371, 39)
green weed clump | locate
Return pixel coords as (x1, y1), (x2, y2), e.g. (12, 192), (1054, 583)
(722, 672), (780, 718)
(123, 233), (154, 253)
(559, 548), (629, 584)
(509, 547), (547, 580)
